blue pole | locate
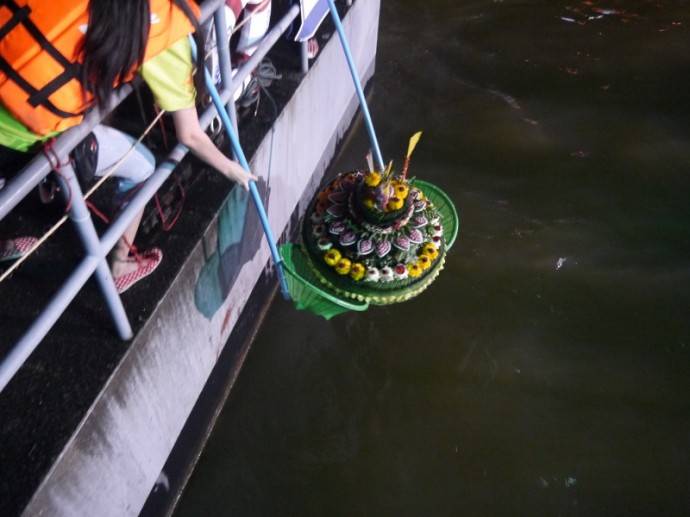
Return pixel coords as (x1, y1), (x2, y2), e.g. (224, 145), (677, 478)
(326, 0), (385, 171)
(189, 38), (291, 300)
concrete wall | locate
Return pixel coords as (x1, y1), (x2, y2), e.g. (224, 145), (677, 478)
(22, 2), (380, 516)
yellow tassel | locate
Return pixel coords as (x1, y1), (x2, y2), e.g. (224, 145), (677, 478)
(407, 131), (422, 159)
(401, 131), (422, 179)
(383, 160), (394, 179)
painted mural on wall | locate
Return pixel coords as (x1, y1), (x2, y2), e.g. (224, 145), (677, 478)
(194, 180), (270, 319)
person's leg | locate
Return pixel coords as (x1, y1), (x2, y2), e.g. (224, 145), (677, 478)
(236, 0), (272, 58)
(91, 125), (157, 281)
(206, 1), (246, 85)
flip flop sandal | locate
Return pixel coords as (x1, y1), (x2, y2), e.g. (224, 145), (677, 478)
(0, 236), (38, 262)
(114, 248), (163, 294)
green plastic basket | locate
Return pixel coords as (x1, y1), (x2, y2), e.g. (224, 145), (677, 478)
(413, 179), (459, 250)
(279, 243), (369, 320)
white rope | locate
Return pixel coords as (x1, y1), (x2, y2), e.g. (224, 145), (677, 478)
(0, 109), (167, 284)
(2, 0), (273, 283)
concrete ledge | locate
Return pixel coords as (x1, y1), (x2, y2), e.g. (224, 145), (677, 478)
(20, 2), (380, 516)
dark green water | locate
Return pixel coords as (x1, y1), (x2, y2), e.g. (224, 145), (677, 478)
(175, 1), (690, 515)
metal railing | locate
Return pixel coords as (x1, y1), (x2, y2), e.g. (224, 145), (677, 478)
(0, 0), (302, 392)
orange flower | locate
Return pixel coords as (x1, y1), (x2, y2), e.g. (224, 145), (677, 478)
(315, 200), (328, 214)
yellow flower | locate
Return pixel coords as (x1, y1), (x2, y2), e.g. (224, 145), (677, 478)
(407, 263), (423, 277)
(335, 257), (352, 275)
(349, 262), (365, 281)
(387, 196), (403, 211)
(324, 249), (341, 266)
(363, 198), (376, 210)
(422, 243), (439, 259)
(418, 254), (432, 270)
(393, 182), (409, 199)
(365, 171), (381, 187)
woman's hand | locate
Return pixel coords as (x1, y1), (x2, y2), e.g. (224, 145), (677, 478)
(171, 107), (259, 190)
(225, 160), (258, 191)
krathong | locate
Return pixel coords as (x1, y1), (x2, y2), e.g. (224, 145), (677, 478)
(280, 132), (459, 312)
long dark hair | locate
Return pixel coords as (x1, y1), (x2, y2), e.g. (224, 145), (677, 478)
(79, 0), (205, 111)
(79, 0), (150, 110)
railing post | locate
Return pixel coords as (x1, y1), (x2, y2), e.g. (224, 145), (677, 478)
(300, 40), (309, 73)
(0, 0), (305, 393)
(212, 5), (239, 136)
(53, 163), (133, 340)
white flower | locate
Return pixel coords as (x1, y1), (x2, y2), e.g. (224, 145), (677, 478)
(380, 267), (394, 282)
(365, 267), (380, 282)
(317, 237), (332, 250)
(312, 224), (327, 238)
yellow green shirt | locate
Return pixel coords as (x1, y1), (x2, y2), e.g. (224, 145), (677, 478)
(0, 37), (196, 152)
(140, 37), (196, 112)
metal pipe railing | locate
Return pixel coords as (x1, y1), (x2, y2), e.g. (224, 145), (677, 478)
(0, 0), (302, 393)
(0, 85), (134, 219)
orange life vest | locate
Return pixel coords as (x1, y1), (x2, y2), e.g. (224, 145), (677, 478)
(0, 0), (200, 136)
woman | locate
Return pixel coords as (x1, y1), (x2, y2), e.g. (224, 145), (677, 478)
(0, 0), (257, 292)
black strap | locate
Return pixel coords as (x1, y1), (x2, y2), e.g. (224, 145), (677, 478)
(0, 56), (79, 118)
(0, 0), (84, 117)
(0, 3), (30, 40)
(27, 62), (82, 110)
(1, 0), (74, 68)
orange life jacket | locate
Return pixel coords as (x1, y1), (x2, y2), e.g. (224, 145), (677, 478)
(0, 0), (200, 136)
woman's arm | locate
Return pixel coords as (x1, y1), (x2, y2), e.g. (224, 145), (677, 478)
(140, 38), (257, 190)
(171, 106), (257, 190)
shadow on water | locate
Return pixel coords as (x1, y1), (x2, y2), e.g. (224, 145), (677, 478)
(175, 1), (690, 515)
